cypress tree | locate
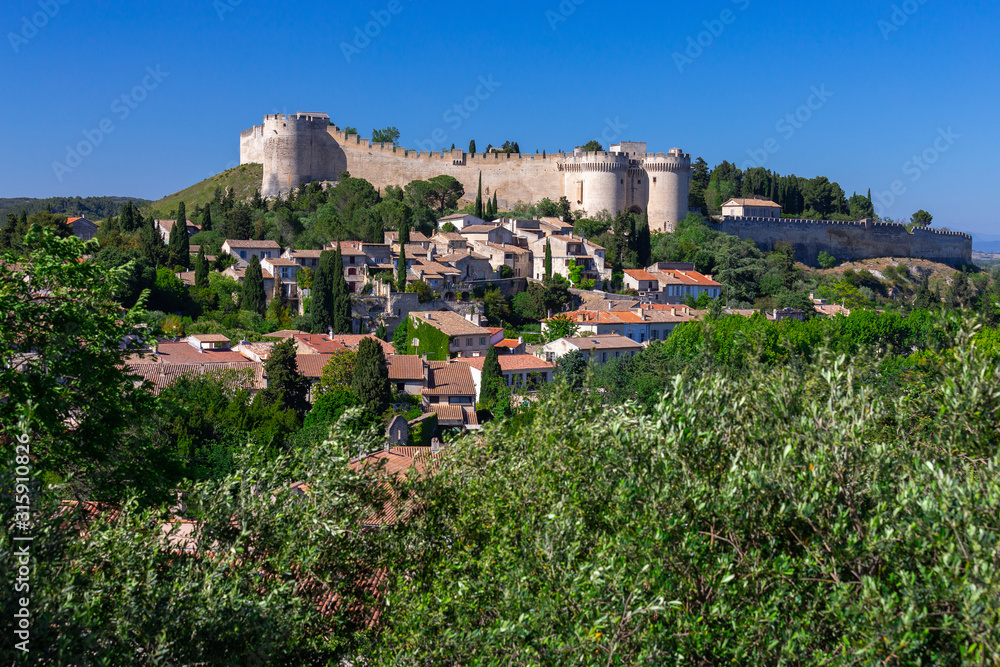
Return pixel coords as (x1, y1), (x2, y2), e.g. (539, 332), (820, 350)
(167, 220), (182, 268)
(330, 244), (352, 334)
(260, 338), (309, 417)
(352, 337), (391, 416)
(393, 317), (410, 354)
(469, 139), (476, 155)
(195, 246), (209, 290)
(492, 191), (499, 217)
(475, 172), (484, 219)
(479, 344), (503, 407)
(201, 204), (213, 231)
(311, 250), (334, 334)
(635, 213), (651, 267)
(397, 244), (407, 292)
(240, 255), (267, 315)
(399, 216), (410, 246)
(176, 202), (190, 268)
(375, 321), (387, 342)
(544, 239), (553, 280)
(0, 213), (15, 249)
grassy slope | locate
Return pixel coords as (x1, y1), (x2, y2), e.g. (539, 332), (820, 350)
(145, 163), (263, 218)
(801, 256), (960, 291)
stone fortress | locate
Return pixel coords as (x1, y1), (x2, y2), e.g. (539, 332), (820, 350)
(239, 112), (692, 233)
(240, 112), (972, 266)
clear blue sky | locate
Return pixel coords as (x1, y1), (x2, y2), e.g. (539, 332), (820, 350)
(1, 0), (997, 235)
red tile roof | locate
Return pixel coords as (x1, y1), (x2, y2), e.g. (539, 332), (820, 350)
(330, 335), (395, 355)
(127, 362), (266, 394)
(387, 355), (424, 382)
(423, 361), (476, 397)
(494, 338), (521, 349)
(623, 268), (658, 282)
(293, 334), (347, 355)
(152, 341), (248, 364)
(295, 354), (334, 379)
(460, 355), (554, 372)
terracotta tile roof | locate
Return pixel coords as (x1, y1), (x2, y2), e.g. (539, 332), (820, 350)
(293, 334), (347, 355)
(127, 361), (266, 394)
(724, 198), (781, 207)
(264, 330), (310, 339)
(437, 251), (490, 263)
(385, 231), (430, 243)
(410, 311), (491, 337)
(336, 241), (367, 256)
(224, 239), (281, 249)
(330, 335), (395, 355)
(157, 219), (200, 232)
(623, 268), (658, 282)
(295, 354), (333, 379)
(190, 334), (231, 344)
(263, 257), (300, 267)
(563, 334), (643, 350)
(350, 446), (439, 477)
(460, 355), (555, 372)
(486, 327), (505, 336)
(387, 355), (424, 382)
(66, 216), (83, 224)
(430, 405), (471, 426)
(484, 242), (529, 254)
(460, 225), (500, 234)
(494, 339), (522, 349)
(225, 266), (275, 280)
(285, 248), (323, 259)
(152, 342), (248, 364)
(647, 269), (721, 287)
(433, 232), (466, 241)
(423, 361), (476, 397)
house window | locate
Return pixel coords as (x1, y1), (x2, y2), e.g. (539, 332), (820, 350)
(480, 337), (486, 345)
(240, 251), (247, 259)
(466, 338), (473, 347)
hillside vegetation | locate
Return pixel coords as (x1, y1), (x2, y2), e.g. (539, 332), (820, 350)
(146, 163), (263, 219)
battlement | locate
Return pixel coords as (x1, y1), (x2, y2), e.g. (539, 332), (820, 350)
(722, 216), (972, 239)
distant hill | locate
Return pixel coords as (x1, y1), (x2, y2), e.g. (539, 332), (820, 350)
(146, 163), (263, 218)
(0, 196), (150, 222)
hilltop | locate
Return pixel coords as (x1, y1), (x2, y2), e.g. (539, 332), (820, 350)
(801, 256), (962, 296)
(145, 163), (263, 218)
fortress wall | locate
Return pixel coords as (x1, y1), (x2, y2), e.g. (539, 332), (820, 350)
(714, 217), (972, 267)
(240, 125), (264, 165)
(333, 128), (564, 208)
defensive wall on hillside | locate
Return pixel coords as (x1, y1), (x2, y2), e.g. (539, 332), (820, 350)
(713, 216), (973, 267)
(239, 112), (692, 233)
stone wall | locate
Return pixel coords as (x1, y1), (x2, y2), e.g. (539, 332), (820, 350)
(713, 217), (973, 267)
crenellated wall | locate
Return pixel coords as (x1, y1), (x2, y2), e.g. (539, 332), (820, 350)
(239, 113), (692, 232)
(714, 216), (973, 267)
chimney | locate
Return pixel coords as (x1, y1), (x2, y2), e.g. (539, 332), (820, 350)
(671, 307), (677, 317)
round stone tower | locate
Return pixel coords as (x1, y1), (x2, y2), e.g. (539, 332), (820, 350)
(643, 148), (692, 233)
(563, 149), (629, 218)
(261, 113), (336, 198)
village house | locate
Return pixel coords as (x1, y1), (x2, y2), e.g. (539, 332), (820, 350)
(387, 355), (425, 395)
(530, 234), (611, 283)
(469, 241), (533, 278)
(261, 256), (302, 303)
(66, 216), (99, 241)
(222, 264), (277, 304)
(721, 198), (782, 219)
(385, 230), (431, 249)
(437, 213), (486, 230)
(537, 334), (643, 366)
(544, 305), (704, 344)
(459, 353), (555, 400)
(645, 263), (723, 304)
(460, 224), (517, 247)
(155, 219), (201, 245)
(429, 232), (469, 255)
(408, 310), (494, 359)
(421, 361), (480, 429)
(436, 250), (494, 283)
(222, 239), (281, 266)
(283, 248), (322, 269)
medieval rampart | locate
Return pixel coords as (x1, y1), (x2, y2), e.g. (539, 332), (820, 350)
(713, 216), (973, 267)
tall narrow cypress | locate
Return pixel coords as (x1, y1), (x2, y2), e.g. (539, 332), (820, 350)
(195, 246), (209, 290)
(492, 191), (498, 217)
(544, 239), (553, 280)
(330, 244), (352, 334)
(352, 337), (391, 416)
(311, 250), (334, 333)
(201, 204), (213, 232)
(177, 202), (190, 268)
(475, 172), (484, 219)
(396, 244), (407, 293)
(479, 344), (503, 407)
(240, 255), (266, 315)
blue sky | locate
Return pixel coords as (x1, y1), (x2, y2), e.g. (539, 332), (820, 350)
(1, 0), (997, 236)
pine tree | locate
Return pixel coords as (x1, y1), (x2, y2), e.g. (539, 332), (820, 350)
(0, 213), (15, 249)
(195, 246), (209, 290)
(311, 250), (334, 333)
(352, 337), (391, 416)
(479, 344), (503, 407)
(201, 204), (213, 232)
(259, 338), (309, 417)
(475, 172), (484, 219)
(397, 244), (407, 293)
(240, 255), (267, 316)
(330, 245), (353, 334)
(544, 239), (553, 280)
